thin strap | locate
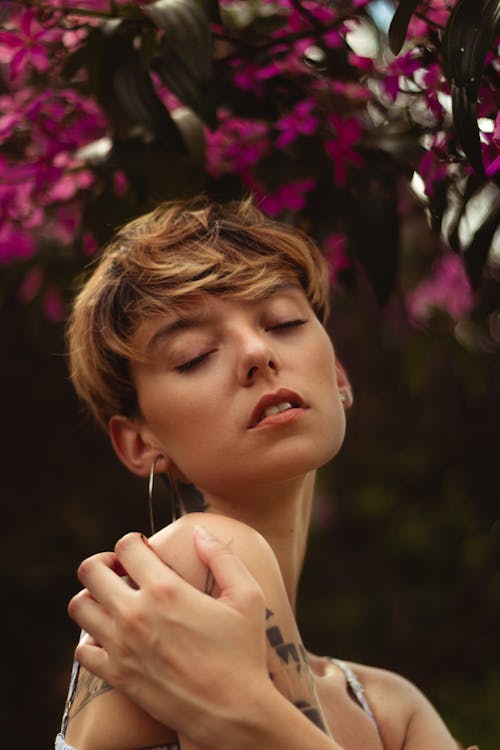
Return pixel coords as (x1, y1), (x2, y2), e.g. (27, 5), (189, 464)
(331, 658), (378, 730)
(59, 632), (84, 737)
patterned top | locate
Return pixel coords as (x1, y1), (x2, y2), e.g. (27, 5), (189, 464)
(331, 658), (378, 729)
(55, 656), (378, 750)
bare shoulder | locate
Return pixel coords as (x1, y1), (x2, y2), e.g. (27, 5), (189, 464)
(343, 661), (458, 750)
(149, 512), (282, 594)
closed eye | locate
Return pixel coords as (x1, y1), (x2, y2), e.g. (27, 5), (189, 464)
(269, 319), (307, 331)
(176, 350), (215, 373)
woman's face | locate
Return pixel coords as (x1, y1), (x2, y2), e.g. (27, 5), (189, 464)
(130, 286), (349, 498)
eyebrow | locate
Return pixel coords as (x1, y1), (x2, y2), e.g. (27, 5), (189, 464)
(146, 312), (211, 354)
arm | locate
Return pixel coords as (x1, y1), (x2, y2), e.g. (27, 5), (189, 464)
(68, 516), (336, 750)
(69, 521), (464, 750)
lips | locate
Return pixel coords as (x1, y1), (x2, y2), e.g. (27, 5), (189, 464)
(248, 388), (307, 428)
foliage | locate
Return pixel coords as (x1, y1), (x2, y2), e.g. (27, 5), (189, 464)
(0, 0), (498, 347)
(1, 3), (499, 746)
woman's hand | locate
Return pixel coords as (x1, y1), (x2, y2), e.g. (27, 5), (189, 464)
(68, 525), (272, 748)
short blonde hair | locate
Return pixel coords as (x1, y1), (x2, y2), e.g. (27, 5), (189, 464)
(68, 196), (330, 429)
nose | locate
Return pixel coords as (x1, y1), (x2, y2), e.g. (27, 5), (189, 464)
(237, 332), (281, 386)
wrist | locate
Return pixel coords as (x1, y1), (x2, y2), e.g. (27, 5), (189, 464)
(196, 677), (342, 750)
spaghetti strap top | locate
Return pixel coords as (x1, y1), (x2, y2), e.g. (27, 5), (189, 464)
(331, 658), (379, 729)
(54, 631), (179, 750)
(55, 648), (377, 748)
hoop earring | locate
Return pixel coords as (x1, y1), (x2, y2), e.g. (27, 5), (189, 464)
(148, 455), (186, 534)
(148, 454), (164, 535)
(165, 470), (186, 523)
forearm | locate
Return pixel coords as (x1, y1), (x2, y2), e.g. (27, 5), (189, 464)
(194, 682), (343, 750)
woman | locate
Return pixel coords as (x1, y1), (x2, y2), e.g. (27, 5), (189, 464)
(58, 197), (465, 750)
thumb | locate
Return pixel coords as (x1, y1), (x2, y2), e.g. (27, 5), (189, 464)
(193, 524), (262, 604)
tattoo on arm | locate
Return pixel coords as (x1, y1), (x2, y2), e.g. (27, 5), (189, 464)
(67, 668), (113, 723)
(167, 555), (217, 597)
(264, 609), (329, 735)
(293, 700), (329, 732)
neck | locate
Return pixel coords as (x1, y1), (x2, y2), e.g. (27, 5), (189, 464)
(203, 471), (316, 612)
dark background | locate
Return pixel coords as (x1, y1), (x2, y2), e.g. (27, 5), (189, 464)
(2, 264), (499, 749)
(1, 0), (499, 747)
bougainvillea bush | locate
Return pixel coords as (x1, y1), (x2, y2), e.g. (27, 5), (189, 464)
(0, 0), (498, 343)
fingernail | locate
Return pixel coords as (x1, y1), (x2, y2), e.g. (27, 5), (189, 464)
(194, 524), (216, 541)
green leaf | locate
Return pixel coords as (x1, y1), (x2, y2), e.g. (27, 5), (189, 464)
(446, 175), (483, 254)
(142, 0), (217, 129)
(463, 192), (500, 288)
(388, 0), (420, 55)
(91, 21), (188, 153)
(442, 0), (500, 176)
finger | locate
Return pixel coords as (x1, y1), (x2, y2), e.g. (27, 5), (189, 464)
(114, 532), (184, 590)
(74, 637), (112, 684)
(68, 588), (114, 647)
(77, 551), (134, 609)
(193, 524), (261, 600)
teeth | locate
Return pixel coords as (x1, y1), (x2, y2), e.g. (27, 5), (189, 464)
(263, 401), (294, 418)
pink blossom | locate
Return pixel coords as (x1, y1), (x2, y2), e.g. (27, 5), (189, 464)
(275, 99), (319, 148)
(323, 233), (350, 283)
(381, 51), (422, 102)
(259, 179), (316, 216)
(483, 124), (500, 177)
(46, 169), (95, 202)
(49, 204), (82, 244)
(419, 137), (449, 198)
(493, 112), (500, 146)
(287, 1), (336, 33)
(18, 268), (44, 303)
(422, 64), (446, 121)
(113, 170), (129, 197)
(43, 287), (65, 321)
(0, 222), (35, 263)
(0, 9), (62, 81)
(347, 53), (374, 73)
(329, 80), (371, 101)
(205, 112), (270, 176)
(406, 252), (474, 325)
(233, 65), (265, 96)
(324, 114), (363, 185)
(83, 232), (98, 256)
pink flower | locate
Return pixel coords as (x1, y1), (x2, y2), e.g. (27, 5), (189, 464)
(422, 64), (447, 122)
(406, 252), (474, 325)
(205, 112), (270, 176)
(46, 169), (95, 202)
(381, 51), (422, 102)
(0, 222), (35, 263)
(259, 179), (316, 216)
(323, 233), (350, 283)
(419, 136), (450, 198)
(83, 232), (98, 256)
(347, 53), (374, 73)
(43, 287), (65, 321)
(18, 268), (44, 303)
(113, 170), (129, 197)
(0, 9), (62, 81)
(275, 99), (319, 148)
(324, 114), (363, 185)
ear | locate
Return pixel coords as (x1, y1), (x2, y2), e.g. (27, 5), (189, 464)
(335, 360), (353, 409)
(108, 415), (170, 478)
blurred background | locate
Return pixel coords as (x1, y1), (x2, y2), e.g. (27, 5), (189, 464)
(1, 0), (499, 747)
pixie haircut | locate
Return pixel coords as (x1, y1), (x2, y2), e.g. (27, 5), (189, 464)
(68, 196), (330, 429)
